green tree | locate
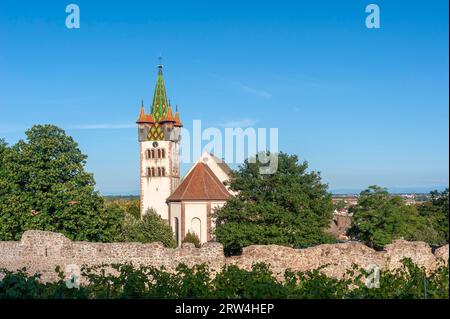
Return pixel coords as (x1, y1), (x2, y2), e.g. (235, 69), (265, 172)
(105, 198), (140, 219)
(0, 125), (123, 241)
(214, 152), (335, 256)
(0, 138), (6, 157)
(416, 189), (449, 246)
(348, 186), (428, 250)
(120, 208), (176, 247)
(182, 231), (201, 248)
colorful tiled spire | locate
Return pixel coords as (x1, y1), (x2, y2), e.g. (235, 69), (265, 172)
(145, 64), (168, 140)
(160, 105), (176, 123)
(150, 64), (169, 122)
(142, 63), (183, 141)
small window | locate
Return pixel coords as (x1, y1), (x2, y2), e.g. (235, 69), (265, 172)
(161, 149), (166, 158)
(146, 167), (151, 176)
(157, 167), (161, 176)
(161, 167), (166, 176)
(157, 149), (161, 158)
(151, 149), (155, 158)
(151, 167), (155, 176)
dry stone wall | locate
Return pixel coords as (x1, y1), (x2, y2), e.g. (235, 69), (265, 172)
(0, 230), (448, 282)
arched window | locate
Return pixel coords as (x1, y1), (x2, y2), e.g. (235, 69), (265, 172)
(157, 167), (161, 176)
(151, 167), (155, 177)
(146, 167), (151, 176)
(191, 218), (202, 243)
(161, 167), (166, 176)
(161, 149), (166, 158)
(145, 149), (150, 159)
(174, 217), (180, 247)
(151, 149), (155, 159)
(157, 149), (161, 158)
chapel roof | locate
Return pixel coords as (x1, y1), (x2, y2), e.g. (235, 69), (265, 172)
(167, 162), (230, 202)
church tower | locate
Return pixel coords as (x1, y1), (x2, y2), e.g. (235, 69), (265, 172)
(136, 64), (182, 220)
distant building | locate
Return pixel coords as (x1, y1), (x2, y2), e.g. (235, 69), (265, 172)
(332, 196), (358, 215)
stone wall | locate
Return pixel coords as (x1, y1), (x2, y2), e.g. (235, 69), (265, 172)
(0, 230), (448, 282)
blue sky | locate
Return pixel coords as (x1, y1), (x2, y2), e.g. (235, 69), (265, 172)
(0, 0), (448, 194)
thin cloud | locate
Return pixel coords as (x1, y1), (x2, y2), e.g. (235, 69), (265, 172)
(239, 84), (272, 99)
(69, 123), (135, 130)
(218, 119), (257, 128)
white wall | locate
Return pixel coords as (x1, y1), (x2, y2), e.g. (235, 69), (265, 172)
(178, 201), (226, 244)
(185, 202), (207, 244)
(169, 202), (181, 246)
(140, 140), (180, 220)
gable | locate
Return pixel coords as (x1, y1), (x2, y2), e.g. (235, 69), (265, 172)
(167, 163), (230, 201)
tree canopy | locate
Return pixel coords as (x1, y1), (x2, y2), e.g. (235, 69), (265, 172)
(182, 231), (201, 248)
(0, 125), (123, 241)
(416, 189), (449, 246)
(214, 152), (335, 255)
(347, 186), (449, 250)
(119, 208), (176, 247)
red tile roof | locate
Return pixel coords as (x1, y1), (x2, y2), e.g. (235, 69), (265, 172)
(167, 163), (230, 202)
(136, 107), (155, 124)
(159, 106), (176, 123)
(174, 111), (182, 127)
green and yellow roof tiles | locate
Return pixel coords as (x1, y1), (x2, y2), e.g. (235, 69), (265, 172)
(150, 66), (169, 122)
(137, 64), (181, 141)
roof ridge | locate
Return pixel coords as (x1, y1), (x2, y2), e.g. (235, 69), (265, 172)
(201, 164), (208, 197)
(167, 162), (230, 202)
(179, 164), (195, 198)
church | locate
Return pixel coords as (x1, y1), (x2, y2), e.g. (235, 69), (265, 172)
(136, 64), (232, 246)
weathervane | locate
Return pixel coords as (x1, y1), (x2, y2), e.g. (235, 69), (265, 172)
(158, 56), (163, 68)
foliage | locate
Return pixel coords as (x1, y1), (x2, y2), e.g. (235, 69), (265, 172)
(1, 125), (173, 245)
(119, 208), (176, 248)
(0, 138), (6, 160)
(214, 152), (335, 256)
(416, 189), (449, 246)
(348, 186), (448, 249)
(105, 199), (140, 219)
(0, 125), (123, 242)
(0, 259), (448, 299)
(182, 231), (201, 248)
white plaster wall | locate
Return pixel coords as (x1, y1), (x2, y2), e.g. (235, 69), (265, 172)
(185, 202), (207, 244)
(141, 140), (179, 220)
(186, 152), (228, 183)
(169, 202), (182, 246)
(205, 158), (229, 186)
